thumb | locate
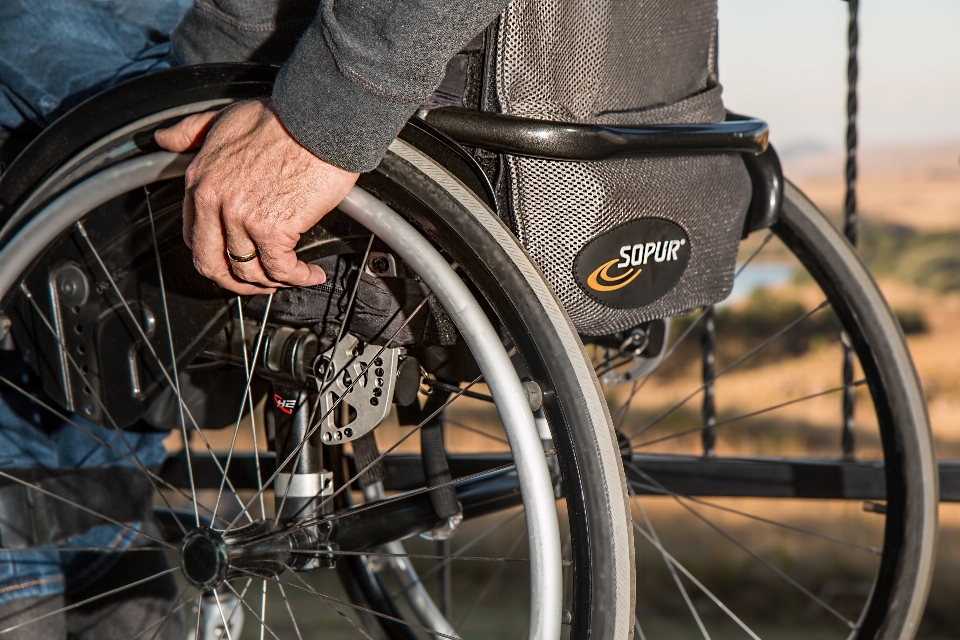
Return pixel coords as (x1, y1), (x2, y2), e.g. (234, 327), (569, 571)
(154, 110), (221, 152)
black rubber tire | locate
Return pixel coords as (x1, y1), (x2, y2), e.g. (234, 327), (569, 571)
(772, 182), (937, 639)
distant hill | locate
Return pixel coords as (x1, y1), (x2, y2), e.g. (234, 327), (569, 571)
(782, 142), (960, 231)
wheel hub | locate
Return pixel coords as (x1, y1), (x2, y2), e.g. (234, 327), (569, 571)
(179, 520), (330, 590)
(179, 527), (229, 591)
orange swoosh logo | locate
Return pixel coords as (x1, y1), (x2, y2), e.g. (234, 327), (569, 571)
(587, 259), (642, 292)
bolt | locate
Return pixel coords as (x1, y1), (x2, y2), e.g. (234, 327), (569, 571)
(370, 256), (389, 274)
(374, 357), (383, 366)
(373, 388), (382, 397)
(343, 428), (353, 438)
(59, 279), (76, 296)
(314, 357), (333, 381)
(370, 397), (379, 406)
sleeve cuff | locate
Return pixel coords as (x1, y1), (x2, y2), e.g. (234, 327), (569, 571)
(272, 25), (420, 173)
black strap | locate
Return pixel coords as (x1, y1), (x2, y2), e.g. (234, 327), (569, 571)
(0, 468), (154, 549)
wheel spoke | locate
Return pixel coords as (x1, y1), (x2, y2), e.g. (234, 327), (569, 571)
(283, 571), (377, 640)
(455, 528), (526, 632)
(214, 294), (273, 523)
(16, 286), (199, 533)
(259, 579), (267, 640)
(626, 469), (880, 554)
(0, 468), (172, 548)
(632, 522), (762, 640)
(0, 372), (226, 528)
(277, 582), (305, 640)
(634, 616), (647, 640)
(75, 221), (256, 524)
(442, 417), (509, 446)
(212, 590), (235, 640)
(0, 546), (170, 553)
(145, 188), (200, 528)
(628, 300), (830, 441)
(629, 464), (857, 629)
(236, 298), (267, 520)
(388, 508), (525, 600)
(222, 581), (283, 640)
(225, 291), (439, 532)
(632, 491), (711, 640)
(734, 231), (775, 279)
(287, 547), (537, 564)
(145, 584), (188, 640)
(631, 379), (867, 450)
(0, 567), (177, 635)
(127, 590), (201, 640)
(249, 568), (463, 640)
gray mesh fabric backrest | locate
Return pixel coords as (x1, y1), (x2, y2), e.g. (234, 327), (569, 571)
(495, 0), (752, 336)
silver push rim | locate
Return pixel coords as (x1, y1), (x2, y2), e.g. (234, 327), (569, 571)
(0, 151), (563, 640)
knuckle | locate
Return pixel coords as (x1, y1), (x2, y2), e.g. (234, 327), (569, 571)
(183, 164), (198, 187)
(192, 184), (217, 210)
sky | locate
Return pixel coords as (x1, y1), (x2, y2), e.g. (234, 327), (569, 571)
(717, 0), (960, 153)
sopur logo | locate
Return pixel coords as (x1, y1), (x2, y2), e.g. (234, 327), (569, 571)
(575, 218), (691, 308)
(587, 238), (688, 292)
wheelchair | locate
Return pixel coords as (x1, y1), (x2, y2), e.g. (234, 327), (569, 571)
(0, 57), (936, 640)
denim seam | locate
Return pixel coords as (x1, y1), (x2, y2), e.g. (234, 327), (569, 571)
(0, 576), (63, 596)
(193, 0), (313, 33)
(64, 529), (127, 587)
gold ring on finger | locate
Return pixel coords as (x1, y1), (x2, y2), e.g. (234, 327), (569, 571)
(227, 249), (258, 263)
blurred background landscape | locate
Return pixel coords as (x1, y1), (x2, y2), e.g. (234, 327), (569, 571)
(716, 1), (960, 636)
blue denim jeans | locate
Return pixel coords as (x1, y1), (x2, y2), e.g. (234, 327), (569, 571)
(0, 0), (191, 134)
(0, 352), (171, 605)
(0, 0), (191, 606)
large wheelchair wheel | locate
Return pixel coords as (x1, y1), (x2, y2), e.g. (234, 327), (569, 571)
(0, 65), (634, 640)
(596, 183), (937, 638)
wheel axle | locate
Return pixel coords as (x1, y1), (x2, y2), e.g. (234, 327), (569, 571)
(179, 521), (329, 590)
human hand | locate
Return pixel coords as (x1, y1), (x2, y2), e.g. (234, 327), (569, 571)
(154, 99), (360, 294)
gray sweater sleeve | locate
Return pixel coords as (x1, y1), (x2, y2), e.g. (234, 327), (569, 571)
(271, 0), (506, 172)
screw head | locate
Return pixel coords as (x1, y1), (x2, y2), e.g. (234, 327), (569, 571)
(314, 357), (334, 382)
(370, 256), (389, 274)
(370, 397), (379, 406)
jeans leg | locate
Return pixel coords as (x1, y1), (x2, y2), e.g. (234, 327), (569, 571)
(0, 0), (191, 133)
(0, 352), (170, 605)
(0, 594), (66, 639)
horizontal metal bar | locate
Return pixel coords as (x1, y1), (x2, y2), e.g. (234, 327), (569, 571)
(158, 452), (960, 502)
(627, 455), (886, 500)
(421, 107), (769, 161)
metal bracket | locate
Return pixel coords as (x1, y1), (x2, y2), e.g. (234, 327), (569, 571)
(317, 334), (400, 444)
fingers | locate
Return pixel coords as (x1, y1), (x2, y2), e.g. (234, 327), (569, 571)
(155, 111), (221, 152)
(227, 226), (327, 289)
(254, 236), (327, 287)
(188, 190), (276, 295)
